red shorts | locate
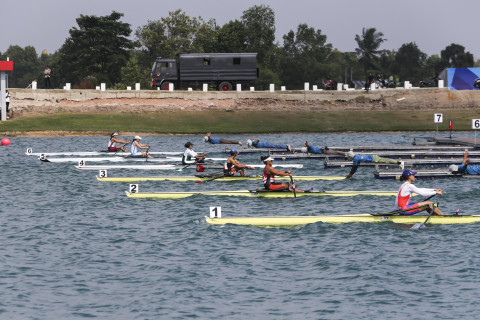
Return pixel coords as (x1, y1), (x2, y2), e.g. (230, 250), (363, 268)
(265, 182), (287, 190)
(108, 147), (118, 152)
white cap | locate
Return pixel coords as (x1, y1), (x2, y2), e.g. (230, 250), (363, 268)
(347, 151), (355, 160)
(263, 156), (274, 162)
(112, 132), (118, 136)
(203, 136), (209, 142)
(134, 135), (142, 140)
(448, 164), (458, 172)
(247, 139), (252, 147)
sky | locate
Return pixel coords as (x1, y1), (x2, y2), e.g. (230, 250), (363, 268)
(1, 0), (478, 59)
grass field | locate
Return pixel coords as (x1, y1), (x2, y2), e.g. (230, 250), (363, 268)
(1, 110), (480, 135)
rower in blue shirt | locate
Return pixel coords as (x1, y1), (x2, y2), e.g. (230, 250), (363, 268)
(247, 137), (291, 151)
(346, 151), (404, 178)
(449, 151), (480, 175)
(204, 132), (243, 145)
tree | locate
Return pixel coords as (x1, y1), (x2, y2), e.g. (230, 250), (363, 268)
(280, 24), (332, 89)
(394, 42), (427, 83)
(56, 11), (135, 86)
(216, 20), (247, 52)
(440, 43), (474, 68)
(3, 45), (41, 88)
(354, 27), (386, 72)
(241, 5), (276, 64)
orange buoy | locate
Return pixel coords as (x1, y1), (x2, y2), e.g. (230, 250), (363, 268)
(1, 138), (10, 146)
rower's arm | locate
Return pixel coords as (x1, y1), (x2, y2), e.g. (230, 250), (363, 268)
(269, 167), (291, 176)
(346, 165), (359, 178)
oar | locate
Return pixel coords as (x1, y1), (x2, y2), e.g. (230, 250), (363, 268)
(177, 163), (195, 172)
(145, 147), (151, 162)
(195, 172), (226, 183)
(290, 175), (297, 198)
(410, 203), (437, 230)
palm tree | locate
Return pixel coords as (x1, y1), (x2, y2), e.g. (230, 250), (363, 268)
(355, 27), (386, 72)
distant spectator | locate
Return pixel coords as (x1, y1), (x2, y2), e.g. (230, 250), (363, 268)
(5, 90), (10, 119)
(365, 72), (375, 91)
(44, 66), (52, 89)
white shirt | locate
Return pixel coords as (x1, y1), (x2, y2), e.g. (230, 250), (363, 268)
(395, 182), (436, 210)
(184, 148), (197, 158)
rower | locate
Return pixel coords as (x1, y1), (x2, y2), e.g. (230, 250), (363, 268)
(261, 155), (302, 192)
(395, 169), (444, 215)
(247, 137), (291, 152)
(130, 136), (152, 158)
(108, 133), (130, 152)
(204, 132), (243, 145)
(346, 151), (404, 178)
(449, 151), (480, 175)
(183, 141), (206, 165)
(224, 149), (255, 177)
(303, 141), (346, 156)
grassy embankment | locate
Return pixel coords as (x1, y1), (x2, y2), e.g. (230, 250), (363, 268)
(1, 110), (480, 135)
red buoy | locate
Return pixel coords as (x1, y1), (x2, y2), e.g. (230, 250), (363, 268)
(1, 138), (10, 146)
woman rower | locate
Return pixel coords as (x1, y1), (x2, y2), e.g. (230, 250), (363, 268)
(395, 169), (444, 215)
(182, 141), (206, 164)
(108, 133), (130, 152)
(224, 149), (254, 176)
(130, 136), (152, 158)
(261, 155), (302, 192)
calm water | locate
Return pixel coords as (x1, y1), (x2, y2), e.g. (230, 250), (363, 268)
(1, 133), (480, 320)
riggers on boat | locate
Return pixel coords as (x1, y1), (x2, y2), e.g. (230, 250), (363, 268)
(205, 214), (480, 226)
(97, 175), (345, 182)
(125, 189), (398, 199)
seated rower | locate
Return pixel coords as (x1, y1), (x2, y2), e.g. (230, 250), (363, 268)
(303, 141), (346, 156)
(224, 149), (255, 177)
(346, 151), (404, 178)
(108, 133), (130, 152)
(130, 136), (152, 158)
(183, 141), (206, 165)
(395, 169), (444, 215)
(204, 132), (242, 145)
(449, 151), (480, 175)
(261, 155), (302, 192)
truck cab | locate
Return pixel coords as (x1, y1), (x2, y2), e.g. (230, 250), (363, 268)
(151, 58), (177, 90)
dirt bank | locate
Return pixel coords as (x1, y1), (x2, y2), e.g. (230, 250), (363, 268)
(6, 88), (480, 119)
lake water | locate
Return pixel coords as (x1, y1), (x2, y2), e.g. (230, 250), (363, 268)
(1, 132), (480, 319)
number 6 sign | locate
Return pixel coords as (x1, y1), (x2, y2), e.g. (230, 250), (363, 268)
(472, 119), (480, 129)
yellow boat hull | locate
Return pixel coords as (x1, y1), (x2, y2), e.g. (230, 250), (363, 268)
(98, 175), (345, 182)
(125, 190), (397, 199)
(205, 214), (480, 226)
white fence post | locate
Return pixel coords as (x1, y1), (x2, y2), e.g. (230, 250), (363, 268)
(438, 80), (444, 88)
(269, 84), (275, 92)
(135, 83), (140, 91)
(32, 81), (37, 90)
(236, 84), (241, 92)
(101, 83), (106, 91)
(203, 84), (208, 92)
(304, 82), (309, 91)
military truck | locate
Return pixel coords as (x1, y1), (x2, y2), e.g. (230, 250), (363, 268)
(151, 53), (258, 91)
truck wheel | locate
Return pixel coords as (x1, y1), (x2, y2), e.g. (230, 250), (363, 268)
(218, 82), (232, 91)
(161, 82), (173, 90)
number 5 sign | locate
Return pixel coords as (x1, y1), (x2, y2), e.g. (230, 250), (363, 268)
(472, 119), (480, 129)
(434, 113), (443, 123)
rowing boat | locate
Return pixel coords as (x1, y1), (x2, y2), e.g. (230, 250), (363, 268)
(75, 164), (302, 170)
(40, 156), (227, 163)
(26, 149), (183, 156)
(205, 214), (480, 226)
(324, 159), (480, 169)
(125, 189), (397, 199)
(97, 175), (345, 182)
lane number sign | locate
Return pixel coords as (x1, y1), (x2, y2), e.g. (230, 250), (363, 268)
(434, 113), (443, 123)
(129, 184), (138, 193)
(209, 206), (222, 218)
(472, 119), (480, 130)
(99, 170), (107, 178)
